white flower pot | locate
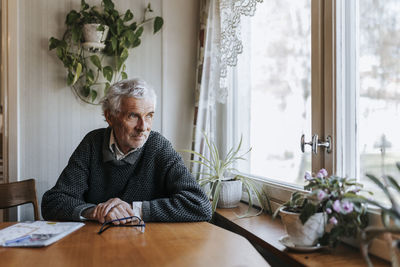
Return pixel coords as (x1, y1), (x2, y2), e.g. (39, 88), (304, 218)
(217, 180), (242, 208)
(82, 23), (109, 52)
(279, 207), (325, 246)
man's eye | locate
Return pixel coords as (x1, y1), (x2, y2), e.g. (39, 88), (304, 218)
(129, 113), (138, 119)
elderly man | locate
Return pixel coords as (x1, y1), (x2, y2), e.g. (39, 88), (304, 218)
(42, 78), (212, 224)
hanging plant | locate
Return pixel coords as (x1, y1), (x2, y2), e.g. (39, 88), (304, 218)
(49, 0), (163, 104)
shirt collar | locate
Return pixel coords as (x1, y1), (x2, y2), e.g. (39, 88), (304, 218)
(109, 130), (139, 160)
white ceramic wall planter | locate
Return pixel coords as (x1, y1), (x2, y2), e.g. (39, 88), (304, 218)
(82, 23), (109, 52)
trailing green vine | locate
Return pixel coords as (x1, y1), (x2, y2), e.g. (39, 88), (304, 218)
(49, 0), (163, 104)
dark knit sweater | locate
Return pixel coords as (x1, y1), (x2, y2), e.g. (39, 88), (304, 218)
(41, 128), (212, 222)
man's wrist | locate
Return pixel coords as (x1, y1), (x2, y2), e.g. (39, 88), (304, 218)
(81, 207), (95, 220)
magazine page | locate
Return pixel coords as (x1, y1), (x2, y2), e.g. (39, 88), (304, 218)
(0, 221), (85, 247)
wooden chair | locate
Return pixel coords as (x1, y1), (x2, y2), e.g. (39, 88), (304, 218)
(0, 179), (40, 220)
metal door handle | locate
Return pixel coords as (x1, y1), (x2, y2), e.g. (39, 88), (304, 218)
(301, 134), (332, 154)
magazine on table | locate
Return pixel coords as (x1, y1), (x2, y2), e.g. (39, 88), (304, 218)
(0, 221), (84, 247)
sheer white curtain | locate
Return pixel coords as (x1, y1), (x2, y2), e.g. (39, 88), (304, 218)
(192, 0), (263, 174)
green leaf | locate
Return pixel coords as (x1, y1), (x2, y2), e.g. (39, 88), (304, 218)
(132, 38), (141, 48)
(81, 0), (89, 11)
(67, 71), (74, 86)
(103, 0), (115, 12)
(116, 19), (123, 35)
(299, 203), (317, 224)
(154, 16), (164, 34)
(129, 22), (137, 31)
(125, 31), (135, 44)
(81, 86), (90, 97)
(71, 26), (81, 43)
(386, 175), (400, 193)
(239, 180), (255, 218)
(123, 38), (130, 48)
(72, 63), (82, 85)
(123, 9), (133, 22)
(211, 181), (222, 213)
(103, 66), (113, 82)
(133, 27), (144, 40)
(90, 90), (98, 102)
(366, 173), (389, 195)
(108, 24), (116, 36)
(90, 55), (102, 70)
(65, 10), (80, 26)
(111, 37), (118, 51)
(121, 71), (128, 80)
(49, 37), (60, 50)
(56, 47), (64, 60)
(117, 48), (129, 71)
(97, 25), (105, 32)
(86, 69), (94, 84)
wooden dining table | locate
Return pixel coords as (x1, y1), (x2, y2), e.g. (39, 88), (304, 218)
(0, 221), (269, 267)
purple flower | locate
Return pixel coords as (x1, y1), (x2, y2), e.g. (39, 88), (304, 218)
(329, 217), (338, 225)
(317, 168), (328, 178)
(317, 190), (327, 201)
(341, 201), (354, 214)
(326, 208), (332, 214)
(332, 200), (341, 213)
(304, 171), (313, 181)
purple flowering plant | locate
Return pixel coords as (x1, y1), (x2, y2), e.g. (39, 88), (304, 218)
(273, 168), (370, 247)
(302, 168), (370, 247)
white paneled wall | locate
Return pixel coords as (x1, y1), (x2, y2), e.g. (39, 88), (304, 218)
(12, 0), (198, 220)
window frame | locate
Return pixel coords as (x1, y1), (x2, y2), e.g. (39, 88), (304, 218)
(226, 0), (392, 260)
(227, 0), (336, 200)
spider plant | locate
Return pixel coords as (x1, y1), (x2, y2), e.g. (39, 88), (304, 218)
(183, 133), (271, 217)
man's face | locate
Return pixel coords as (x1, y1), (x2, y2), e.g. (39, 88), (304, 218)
(105, 97), (154, 154)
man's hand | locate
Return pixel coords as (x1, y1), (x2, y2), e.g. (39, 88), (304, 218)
(92, 198), (136, 224)
(82, 207), (96, 220)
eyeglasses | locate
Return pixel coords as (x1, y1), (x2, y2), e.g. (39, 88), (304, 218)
(97, 216), (145, 235)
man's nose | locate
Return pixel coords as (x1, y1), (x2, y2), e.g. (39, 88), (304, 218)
(136, 117), (147, 131)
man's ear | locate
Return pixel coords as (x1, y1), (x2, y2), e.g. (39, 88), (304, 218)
(104, 110), (113, 127)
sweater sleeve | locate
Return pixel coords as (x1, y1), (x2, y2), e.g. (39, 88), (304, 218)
(41, 135), (95, 221)
(141, 145), (212, 222)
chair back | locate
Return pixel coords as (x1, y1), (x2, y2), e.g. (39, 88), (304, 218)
(0, 179), (40, 220)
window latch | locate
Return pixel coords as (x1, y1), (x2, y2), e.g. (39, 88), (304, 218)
(301, 134), (332, 154)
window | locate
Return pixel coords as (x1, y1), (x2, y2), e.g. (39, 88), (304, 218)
(229, 0), (400, 199)
(230, 0), (321, 188)
(338, 0), (400, 200)
(232, 0), (312, 186)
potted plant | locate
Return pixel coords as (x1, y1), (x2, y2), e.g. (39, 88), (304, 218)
(355, 162), (400, 267)
(274, 168), (369, 248)
(49, 0), (163, 104)
(183, 133), (271, 217)
(273, 191), (326, 247)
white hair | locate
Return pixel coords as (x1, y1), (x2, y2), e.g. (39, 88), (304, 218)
(101, 78), (157, 116)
